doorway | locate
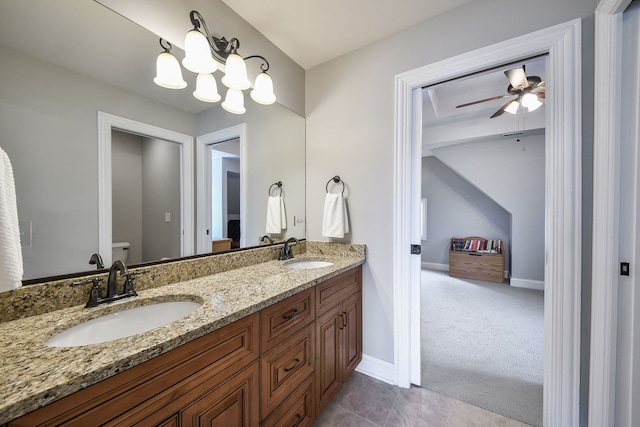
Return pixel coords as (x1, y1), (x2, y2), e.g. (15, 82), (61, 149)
(393, 20), (583, 426)
(196, 124), (247, 254)
(97, 112), (194, 267)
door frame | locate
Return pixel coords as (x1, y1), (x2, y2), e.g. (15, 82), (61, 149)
(97, 112), (194, 266)
(196, 124), (247, 253)
(590, 0), (634, 425)
(393, 19), (582, 426)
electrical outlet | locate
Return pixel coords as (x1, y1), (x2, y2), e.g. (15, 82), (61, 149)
(165, 213), (171, 223)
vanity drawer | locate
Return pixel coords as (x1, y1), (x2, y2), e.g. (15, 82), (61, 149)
(260, 374), (314, 427)
(316, 267), (362, 315)
(261, 287), (315, 353)
(260, 323), (315, 421)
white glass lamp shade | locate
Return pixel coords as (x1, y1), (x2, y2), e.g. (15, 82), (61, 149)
(505, 100), (520, 115)
(221, 53), (251, 90)
(250, 72), (276, 105)
(221, 88), (246, 114)
(182, 29), (218, 74)
(153, 52), (187, 89)
(522, 92), (543, 112)
(193, 73), (221, 103)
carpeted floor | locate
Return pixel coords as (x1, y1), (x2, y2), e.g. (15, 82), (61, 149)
(420, 269), (544, 427)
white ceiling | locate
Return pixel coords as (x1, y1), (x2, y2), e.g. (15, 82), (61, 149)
(220, 0), (476, 69)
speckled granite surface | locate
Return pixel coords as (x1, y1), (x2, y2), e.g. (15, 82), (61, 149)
(0, 242), (365, 424)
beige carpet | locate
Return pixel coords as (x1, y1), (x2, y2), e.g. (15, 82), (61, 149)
(420, 269), (544, 427)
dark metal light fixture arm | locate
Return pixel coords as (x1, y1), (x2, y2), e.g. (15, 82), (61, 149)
(189, 10), (240, 63)
(244, 55), (270, 72)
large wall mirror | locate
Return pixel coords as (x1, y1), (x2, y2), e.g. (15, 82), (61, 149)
(0, 1), (305, 282)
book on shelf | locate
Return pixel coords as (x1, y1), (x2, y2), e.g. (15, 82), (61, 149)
(450, 237), (503, 254)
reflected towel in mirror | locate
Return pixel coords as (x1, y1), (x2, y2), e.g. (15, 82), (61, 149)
(322, 193), (349, 238)
(266, 195), (287, 233)
(0, 146), (23, 291)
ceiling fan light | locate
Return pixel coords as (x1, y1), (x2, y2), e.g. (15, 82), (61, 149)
(153, 51), (187, 89)
(193, 73), (221, 103)
(221, 53), (251, 90)
(522, 92), (543, 112)
(250, 72), (276, 105)
(505, 100), (520, 115)
(182, 29), (218, 74)
(222, 88), (246, 114)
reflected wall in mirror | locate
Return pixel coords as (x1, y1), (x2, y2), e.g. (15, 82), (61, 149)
(0, 1), (305, 283)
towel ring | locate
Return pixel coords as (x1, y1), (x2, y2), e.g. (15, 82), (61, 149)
(325, 176), (345, 194)
(268, 181), (282, 196)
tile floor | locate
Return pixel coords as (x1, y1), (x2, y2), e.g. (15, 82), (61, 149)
(313, 372), (531, 427)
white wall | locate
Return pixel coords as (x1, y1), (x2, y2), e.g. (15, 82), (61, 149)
(421, 156), (511, 271)
(433, 135), (546, 283)
(0, 45), (195, 279)
(615, 1), (640, 424)
(305, 0), (596, 375)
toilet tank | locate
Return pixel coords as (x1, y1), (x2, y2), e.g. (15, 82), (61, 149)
(112, 242), (130, 263)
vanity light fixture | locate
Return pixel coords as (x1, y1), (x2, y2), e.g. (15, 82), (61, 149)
(153, 10), (276, 114)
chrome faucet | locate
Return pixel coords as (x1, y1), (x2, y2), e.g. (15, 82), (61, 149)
(278, 237), (299, 260)
(261, 235), (274, 244)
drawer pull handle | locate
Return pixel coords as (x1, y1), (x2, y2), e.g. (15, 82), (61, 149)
(291, 414), (303, 427)
(284, 358), (301, 372)
(283, 309), (300, 321)
(469, 253), (482, 256)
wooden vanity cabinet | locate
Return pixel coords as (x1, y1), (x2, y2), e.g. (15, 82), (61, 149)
(315, 267), (362, 413)
(8, 313), (260, 427)
(8, 266), (363, 427)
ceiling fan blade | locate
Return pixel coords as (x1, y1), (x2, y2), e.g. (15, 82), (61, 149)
(490, 98), (516, 118)
(504, 67), (529, 89)
(456, 93), (511, 108)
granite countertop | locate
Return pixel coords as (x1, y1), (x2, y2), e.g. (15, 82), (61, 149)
(0, 250), (365, 424)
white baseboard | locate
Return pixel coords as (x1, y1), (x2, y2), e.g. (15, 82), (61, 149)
(510, 277), (545, 291)
(355, 353), (396, 385)
(421, 262), (448, 271)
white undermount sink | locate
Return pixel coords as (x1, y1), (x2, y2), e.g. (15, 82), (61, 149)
(45, 301), (202, 347)
(285, 260), (334, 270)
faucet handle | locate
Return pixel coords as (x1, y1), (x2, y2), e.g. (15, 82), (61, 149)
(84, 279), (104, 308)
(70, 277), (104, 287)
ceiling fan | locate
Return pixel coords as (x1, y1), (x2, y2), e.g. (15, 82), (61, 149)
(456, 66), (546, 118)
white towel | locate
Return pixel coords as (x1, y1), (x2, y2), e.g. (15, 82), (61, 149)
(265, 195), (287, 233)
(322, 193), (349, 238)
(0, 147), (23, 292)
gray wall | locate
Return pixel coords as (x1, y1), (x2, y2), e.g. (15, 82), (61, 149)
(304, 1), (596, 421)
(141, 138), (181, 261)
(433, 134), (546, 283)
(112, 131), (143, 264)
(112, 134), (182, 263)
(197, 103), (306, 245)
(0, 45), (195, 279)
(420, 156), (511, 271)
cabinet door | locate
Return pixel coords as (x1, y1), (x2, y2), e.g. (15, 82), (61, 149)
(181, 362), (260, 426)
(342, 292), (362, 377)
(315, 304), (343, 413)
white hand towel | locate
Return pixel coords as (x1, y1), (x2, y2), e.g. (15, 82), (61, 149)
(266, 195), (287, 233)
(0, 147), (23, 292)
(322, 193), (349, 238)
